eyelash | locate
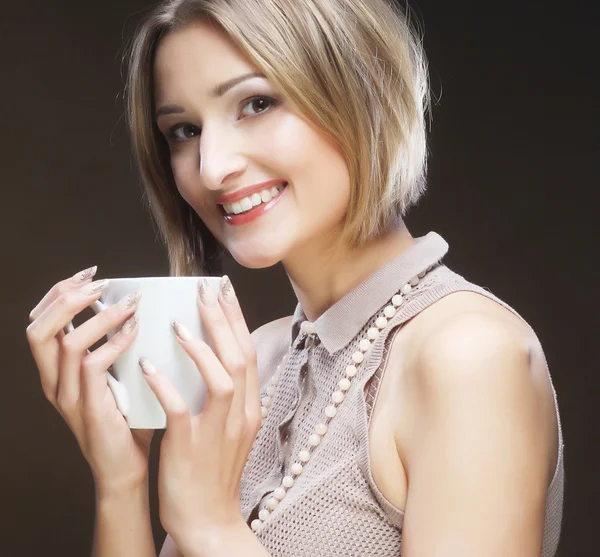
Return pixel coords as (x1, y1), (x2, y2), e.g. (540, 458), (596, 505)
(164, 95), (280, 143)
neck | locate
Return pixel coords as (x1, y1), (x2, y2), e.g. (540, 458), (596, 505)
(283, 219), (416, 322)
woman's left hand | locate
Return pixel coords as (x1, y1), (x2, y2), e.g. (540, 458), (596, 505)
(139, 275), (262, 552)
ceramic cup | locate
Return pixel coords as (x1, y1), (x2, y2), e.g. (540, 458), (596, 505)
(65, 276), (221, 429)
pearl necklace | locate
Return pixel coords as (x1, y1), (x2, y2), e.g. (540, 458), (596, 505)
(250, 265), (435, 533)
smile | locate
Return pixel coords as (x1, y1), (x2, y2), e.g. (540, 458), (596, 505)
(219, 182), (288, 226)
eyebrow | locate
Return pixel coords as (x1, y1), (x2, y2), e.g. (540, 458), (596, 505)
(154, 71), (266, 120)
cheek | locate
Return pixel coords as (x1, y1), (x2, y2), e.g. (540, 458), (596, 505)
(267, 113), (351, 203)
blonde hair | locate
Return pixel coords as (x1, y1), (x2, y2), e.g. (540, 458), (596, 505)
(124, 0), (431, 276)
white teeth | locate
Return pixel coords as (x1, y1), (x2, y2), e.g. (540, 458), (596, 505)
(240, 197), (254, 212)
(222, 184), (286, 215)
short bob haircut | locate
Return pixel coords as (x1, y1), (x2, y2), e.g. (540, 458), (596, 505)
(124, 0), (431, 277)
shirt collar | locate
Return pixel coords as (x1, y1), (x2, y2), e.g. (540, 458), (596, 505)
(290, 231), (449, 354)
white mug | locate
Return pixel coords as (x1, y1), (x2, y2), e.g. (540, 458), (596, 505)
(65, 276), (222, 429)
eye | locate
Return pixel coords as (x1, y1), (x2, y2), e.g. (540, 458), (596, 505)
(164, 95), (279, 144)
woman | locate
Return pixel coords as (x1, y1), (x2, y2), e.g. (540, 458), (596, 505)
(26, 0), (564, 556)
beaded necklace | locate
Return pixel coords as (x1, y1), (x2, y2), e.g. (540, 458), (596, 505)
(250, 264), (435, 533)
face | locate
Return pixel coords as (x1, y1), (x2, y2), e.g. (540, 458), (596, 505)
(153, 20), (351, 268)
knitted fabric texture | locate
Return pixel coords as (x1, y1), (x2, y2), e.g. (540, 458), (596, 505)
(239, 231), (564, 556)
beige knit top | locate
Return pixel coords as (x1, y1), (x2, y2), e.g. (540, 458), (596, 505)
(240, 231), (564, 556)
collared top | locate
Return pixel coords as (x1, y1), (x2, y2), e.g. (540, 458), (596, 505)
(238, 230), (564, 557)
(290, 230), (450, 353)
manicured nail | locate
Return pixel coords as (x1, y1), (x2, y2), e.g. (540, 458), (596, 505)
(117, 291), (142, 311)
(139, 357), (156, 375)
(72, 266), (97, 283)
(198, 278), (217, 306)
(220, 275), (236, 304)
(172, 320), (191, 341)
(121, 315), (138, 335)
(82, 279), (109, 295)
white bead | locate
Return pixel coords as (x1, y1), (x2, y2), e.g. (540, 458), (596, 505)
(375, 316), (388, 329)
(332, 391), (344, 403)
(266, 497), (279, 510)
(409, 276), (420, 286)
(359, 338), (371, 352)
(261, 396), (272, 408)
(261, 406), (268, 418)
(266, 385), (276, 396)
(401, 283), (412, 294)
(299, 450), (311, 462)
(367, 327), (379, 340)
(251, 519), (262, 531)
(282, 475), (295, 488)
(274, 487), (286, 500)
(272, 375), (279, 386)
(345, 365), (357, 377)
(325, 405), (337, 417)
(309, 433), (321, 446)
(315, 423), (328, 435)
(301, 321), (316, 334)
(352, 351), (364, 364)
(339, 378), (351, 391)
(258, 508), (271, 521)
(384, 305), (396, 318)
(291, 462), (303, 475)
(392, 294), (403, 307)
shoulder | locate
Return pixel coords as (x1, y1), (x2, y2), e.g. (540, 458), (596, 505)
(393, 290), (557, 482)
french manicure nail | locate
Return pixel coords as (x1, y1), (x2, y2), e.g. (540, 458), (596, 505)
(198, 278), (217, 306)
(172, 320), (191, 341)
(72, 265), (98, 283)
(82, 279), (109, 295)
(220, 275), (236, 304)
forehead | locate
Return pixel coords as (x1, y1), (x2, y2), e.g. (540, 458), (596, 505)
(153, 20), (257, 105)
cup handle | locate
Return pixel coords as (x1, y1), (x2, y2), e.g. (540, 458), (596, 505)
(63, 300), (131, 417)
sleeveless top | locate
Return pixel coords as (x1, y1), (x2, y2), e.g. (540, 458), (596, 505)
(239, 231), (565, 556)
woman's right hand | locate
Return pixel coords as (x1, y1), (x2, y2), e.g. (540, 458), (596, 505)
(26, 266), (154, 497)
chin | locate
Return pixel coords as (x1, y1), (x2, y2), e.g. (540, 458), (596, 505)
(228, 247), (284, 269)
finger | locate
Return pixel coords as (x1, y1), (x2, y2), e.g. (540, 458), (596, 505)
(217, 276), (261, 428)
(197, 278), (247, 428)
(78, 308), (140, 419)
(139, 358), (192, 444)
(29, 266), (98, 339)
(27, 280), (109, 405)
(170, 322), (235, 438)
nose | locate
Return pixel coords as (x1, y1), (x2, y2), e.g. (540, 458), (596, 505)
(198, 122), (247, 192)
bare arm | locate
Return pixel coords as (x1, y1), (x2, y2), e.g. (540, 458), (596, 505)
(92, 481), (156, 557)
(400, 312), (555, 557)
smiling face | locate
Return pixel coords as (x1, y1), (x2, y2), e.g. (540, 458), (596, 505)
(153, 19), (351, 269)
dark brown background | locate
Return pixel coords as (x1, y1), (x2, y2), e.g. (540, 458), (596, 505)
(3, 0), (598, 555)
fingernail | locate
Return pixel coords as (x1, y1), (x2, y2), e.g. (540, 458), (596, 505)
(139, 357), (156, 375)
(220, 275), (236, 304)
(117, 291), (142, 311)
(82, 279), (109, 295)
(121, 315), (138, 335)
(172, 320), (191, 341)
(72, 265), (98, 283)
(198, 278), (217, 307)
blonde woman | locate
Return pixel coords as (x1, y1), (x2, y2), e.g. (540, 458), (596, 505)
(26, 1), (564, 556)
